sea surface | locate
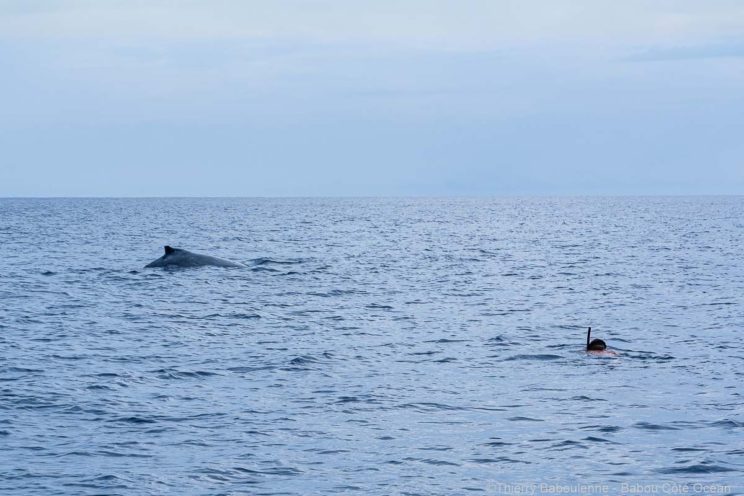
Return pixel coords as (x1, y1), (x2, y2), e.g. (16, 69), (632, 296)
(0, 197), (742, 495)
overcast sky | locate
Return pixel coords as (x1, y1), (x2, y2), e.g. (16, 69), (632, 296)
(1, 0), (743, 196)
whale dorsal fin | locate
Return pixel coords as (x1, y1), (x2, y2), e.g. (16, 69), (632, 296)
(164, 245), (175, 255)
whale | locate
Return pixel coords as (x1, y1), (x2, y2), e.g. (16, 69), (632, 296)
(145, 246), (246, 268)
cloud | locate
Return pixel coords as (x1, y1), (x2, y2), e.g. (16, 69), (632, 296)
(2, 0), (744, 50)
(628, 40), (744, 61)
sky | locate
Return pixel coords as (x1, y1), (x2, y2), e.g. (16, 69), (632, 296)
(1, 0), (743, 196)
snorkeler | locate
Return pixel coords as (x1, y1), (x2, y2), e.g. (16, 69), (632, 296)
(586, 327), (607, 351)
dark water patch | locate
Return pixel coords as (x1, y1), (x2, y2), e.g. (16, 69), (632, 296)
(483, 308), (531, 317)
(485, 336), (513, 346)
(174, 439), (213, 447)
(61, 405), (108, 416)
(481, 440), (514, 447)
(12, 396), (64, 410)
(228, 312), (261, 319)
(26, 289), (70, 297)
(631, 352), (675, 361)
(231, 466), (303, 476)
(583, 436), (619, 444)
(633, 422), (680, 431)
(404, 299), (428, 305)
(0, 293), (31, 302)
(709, 419), (744, 428)
(549, 440), (587, 450)
(251, 257), (307, 266)
(62, 474), (130, 490)
(469, 405), (508, 412)
(85, 384), (114, 391)
(309, 289), (360, 297)
(669, 420), (705, 430)
(397, 402), (466, 412)
(656, 462), (735, 474)
(418, 445), (452, 452)
(251, 265), (280, 273)
(571, 395), (606, 401)
(502, 354), (562, 361)
(285, 353), (333, 370)
(49, 354), (88, 361)
(307, 264), (332, 274)
(470, 457), (531, 464)
(109, 416), (157, 424)
(580, 425), (623, 433)
(546, 343), (574, 349)
(310, 449), (351, 455)
(525, 387), (565, 392)
(143, 427), (172, 434)
(151, 368), (220, 380)
(288, 309), (325, 317)
(159, 412), (228, 423)
(57, 450), (93, 457)
(405, 457), (460, 466)
(2, 367), (44, 374)
(73, 266), (109, 274)
(366, 303), (394, 310)
(227, 365), (276, 373)
(289, 355), (316, 366)
(191, 468), (260, 484)
(334, 484), (363, 491)
(95, 450), (154, 458)
(443, 291), (484, 297)
(335, 395), (380, 404)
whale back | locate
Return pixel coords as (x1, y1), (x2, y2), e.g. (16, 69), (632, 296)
(145, 246), (245, 268)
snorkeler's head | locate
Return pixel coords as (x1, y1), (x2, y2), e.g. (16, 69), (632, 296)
(586, 327), (608, 351)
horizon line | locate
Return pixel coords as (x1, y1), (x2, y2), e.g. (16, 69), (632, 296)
(2, 194), (742, 200)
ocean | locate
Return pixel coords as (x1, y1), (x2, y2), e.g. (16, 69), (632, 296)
(1, 197), (742, 495)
